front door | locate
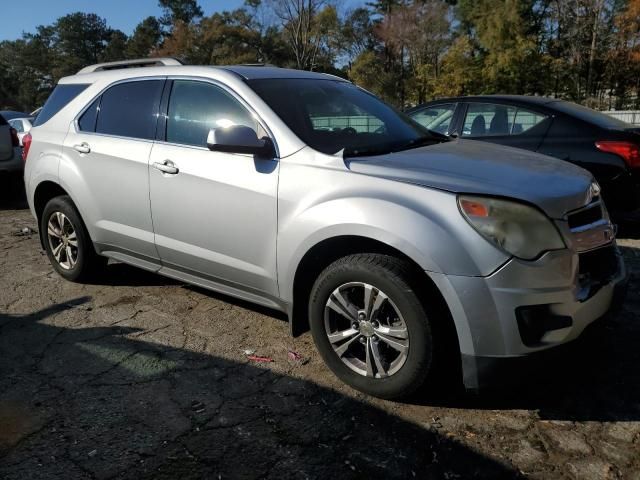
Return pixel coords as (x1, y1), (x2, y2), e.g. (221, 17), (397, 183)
(148, 79), (279, 297)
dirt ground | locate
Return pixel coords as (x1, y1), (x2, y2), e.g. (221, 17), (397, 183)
(0, 182), (639, 480)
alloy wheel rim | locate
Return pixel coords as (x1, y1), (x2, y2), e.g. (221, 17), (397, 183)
(324, 282), (409, 378)
(47, 212), (78, 270)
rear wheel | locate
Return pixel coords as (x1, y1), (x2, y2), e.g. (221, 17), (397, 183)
(309, 254), (433, 399)
(41, 196), (105, 282)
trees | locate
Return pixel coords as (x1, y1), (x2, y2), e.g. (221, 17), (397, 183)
(269, 0), (334, 70)
(158, 0), (203, 29)
(127, 17), (163, 59)
(1, 0), (639, 111)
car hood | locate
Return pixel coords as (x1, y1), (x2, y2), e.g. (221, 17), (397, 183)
(346, 139), (594, 218)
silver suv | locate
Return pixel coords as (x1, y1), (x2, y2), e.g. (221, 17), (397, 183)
(24, 58), (626, 399)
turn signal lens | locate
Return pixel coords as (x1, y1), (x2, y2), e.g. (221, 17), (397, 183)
(460, 199), (489, 217)
(458, 195), (565, 260)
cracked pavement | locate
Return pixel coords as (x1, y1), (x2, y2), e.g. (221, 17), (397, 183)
(0, 184), (639, 479)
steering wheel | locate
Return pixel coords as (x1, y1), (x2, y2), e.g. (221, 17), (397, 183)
(342, 127), (358, 135)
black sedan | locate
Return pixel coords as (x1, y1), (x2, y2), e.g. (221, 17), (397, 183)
(406, 95), (640, 221)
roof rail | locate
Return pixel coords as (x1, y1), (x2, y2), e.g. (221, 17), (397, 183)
(77, 57), (184, 75)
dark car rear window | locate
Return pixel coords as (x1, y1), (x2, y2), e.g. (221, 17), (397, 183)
(550, 100), (631, 130)
(0, 114), (6, 126)
(33, 84), (89, 127)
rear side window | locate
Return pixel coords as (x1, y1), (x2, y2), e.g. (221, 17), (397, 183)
(33, 84), (89, 127)
(78, 98), (101, 132)
(462, 103), (517, 137)
(96, 80), (164, 140)
(512, 108), (547, 134)
(9, 119), (24, 132)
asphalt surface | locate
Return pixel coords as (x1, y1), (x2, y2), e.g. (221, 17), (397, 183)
(0, 181), (639, 479)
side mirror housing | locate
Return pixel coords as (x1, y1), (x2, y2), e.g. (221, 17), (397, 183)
(206, 125), (274, 156)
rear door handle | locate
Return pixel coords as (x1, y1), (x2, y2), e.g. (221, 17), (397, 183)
(153, 160), (179, 175)
(73, 142), (91, 154)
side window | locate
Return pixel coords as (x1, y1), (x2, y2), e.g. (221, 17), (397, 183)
(512, 108), (548, 134)
(96, 80), (164, 140)
(462, 103), (516, 137)
(166, 80), (259, 148)
(78, 97), (100, 132)
(33, 84), (89, 127)
(409, 104), (456, 134)
(9, 119), (24, 133)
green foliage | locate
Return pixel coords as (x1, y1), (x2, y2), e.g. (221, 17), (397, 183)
(127, 17), (162, 59)
(1, 0), (640, 111)
(158, 0), (203, 28)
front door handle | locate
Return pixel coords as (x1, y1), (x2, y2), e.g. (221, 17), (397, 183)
(73, 142), (91, 154)
(153, 160), (179, 175)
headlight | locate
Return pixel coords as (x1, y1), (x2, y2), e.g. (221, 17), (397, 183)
(458, 195), (565, 260)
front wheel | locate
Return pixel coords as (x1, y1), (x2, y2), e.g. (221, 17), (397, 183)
(309, 254), (433, 399)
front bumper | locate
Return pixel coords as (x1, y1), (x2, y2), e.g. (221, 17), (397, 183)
(429, 243), (627, 390)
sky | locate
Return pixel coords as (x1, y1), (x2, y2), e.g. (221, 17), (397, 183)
(0, 0), (247, 41)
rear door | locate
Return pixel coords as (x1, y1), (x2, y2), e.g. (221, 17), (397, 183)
(63, 78), (165, 264)
(0, 115), (13, 161)
(459, 102), (551, 152)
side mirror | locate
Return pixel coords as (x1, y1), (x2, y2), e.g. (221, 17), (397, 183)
(206, 125), (274, 156)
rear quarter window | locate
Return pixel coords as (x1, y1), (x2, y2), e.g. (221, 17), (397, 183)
(33, 84), (89, 127)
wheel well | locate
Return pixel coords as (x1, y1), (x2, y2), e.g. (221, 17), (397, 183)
(291, 236), (461, 374)
(33, 181), (70, 247)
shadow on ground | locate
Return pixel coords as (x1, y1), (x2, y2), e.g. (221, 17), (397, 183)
(427, 244), (640, 424)
(0, 298), (520, 479)
(0, 174), (28, 211)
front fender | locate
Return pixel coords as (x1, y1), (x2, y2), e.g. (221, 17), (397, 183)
(277, 194), (509, 304)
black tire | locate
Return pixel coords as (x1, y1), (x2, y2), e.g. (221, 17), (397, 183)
(41, 195), (106, 282)
(309, 254), (433, 399)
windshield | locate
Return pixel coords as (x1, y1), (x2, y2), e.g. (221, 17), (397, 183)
(247, 78), (445, 156)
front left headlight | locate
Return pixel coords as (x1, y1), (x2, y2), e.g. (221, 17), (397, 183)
(458, 195), (565, 260)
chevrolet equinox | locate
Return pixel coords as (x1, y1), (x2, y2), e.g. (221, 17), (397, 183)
(23, 58), (626, 399)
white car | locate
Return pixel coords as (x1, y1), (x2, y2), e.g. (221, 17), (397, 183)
(8, 117), (33, 146)
(0, 114), (22, 174)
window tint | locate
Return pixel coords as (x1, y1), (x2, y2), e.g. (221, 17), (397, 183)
(249, 78), (439, 156)
(78, 97), (100, 132)
(96, 80), (164, 140)
(409, 104), (456, 134)
(33, 84), (89, 127)
(462, 103), (517, 137)
(166, 80), (258, 147)
(512, 108), (547, 134)
(9, 119), (24, 132)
